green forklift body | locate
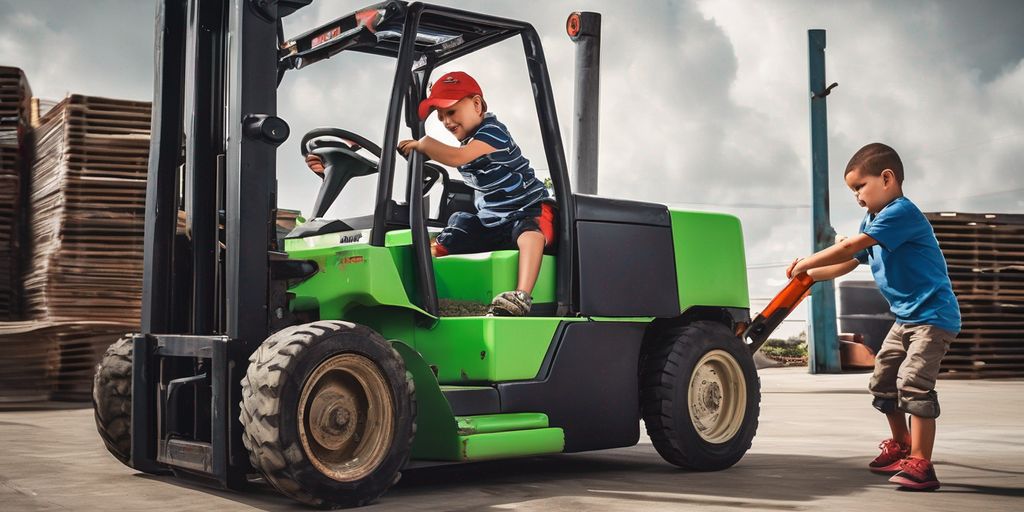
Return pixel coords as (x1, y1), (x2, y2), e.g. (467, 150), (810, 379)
(283, 207), (749, 462)
(669, 209), (750, 311)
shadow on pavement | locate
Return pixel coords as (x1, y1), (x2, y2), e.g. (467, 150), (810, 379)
(392, 450), (878, 503)
(134, 473), (298, 511)
(930, 483), (1024, 496)
(132, 448), (1024, 510)
(134, 449), (885, 511)
(936, 460), (1024, 476)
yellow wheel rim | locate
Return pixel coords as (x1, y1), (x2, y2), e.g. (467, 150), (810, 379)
(687, 349), (746, 444)
(298, 353), (393, 481)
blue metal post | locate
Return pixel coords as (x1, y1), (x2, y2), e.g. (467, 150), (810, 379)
(807, 29), (841, 373)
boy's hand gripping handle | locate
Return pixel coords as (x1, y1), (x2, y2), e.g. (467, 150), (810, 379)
(743, 273), (815, 352)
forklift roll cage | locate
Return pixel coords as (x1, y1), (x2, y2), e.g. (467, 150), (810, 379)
(136, 0), (578, 487)
(279, 0), (579, 318)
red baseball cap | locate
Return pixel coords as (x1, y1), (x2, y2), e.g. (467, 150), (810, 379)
(418, 71), (483, 120)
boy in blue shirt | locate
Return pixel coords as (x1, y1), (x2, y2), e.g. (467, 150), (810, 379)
(398, 71), (553, 316)
(787, 142), (960, 491)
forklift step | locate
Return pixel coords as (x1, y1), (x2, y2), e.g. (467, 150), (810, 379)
(159, 439), (213, 474)
(457, 427), (564, 461)
(456, 412), (549, 435)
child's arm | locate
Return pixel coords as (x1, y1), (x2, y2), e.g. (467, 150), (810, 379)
(806, 259), (860, 281)
(788, 233), (876, 280)
(398, 137), (495, 167)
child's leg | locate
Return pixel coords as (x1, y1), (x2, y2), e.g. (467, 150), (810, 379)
(869, 324), (907, 441)
(885, 412), (911, 446)
(515, 231), (545, 294)
(434, 212), (484, 257)
(896, 325), (954, 461)
(909, 416), (936, 460)
(489, 217), (548, 317)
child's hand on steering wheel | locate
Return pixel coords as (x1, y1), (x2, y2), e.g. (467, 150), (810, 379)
(304, 154), (325, 176)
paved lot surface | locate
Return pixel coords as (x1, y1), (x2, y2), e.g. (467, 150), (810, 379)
(2, 367), (1022, 511)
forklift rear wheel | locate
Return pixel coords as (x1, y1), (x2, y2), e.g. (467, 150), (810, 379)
(640, 320), (760, 471)
(92, 336), (133, 465)
(240, 321), (415, 508)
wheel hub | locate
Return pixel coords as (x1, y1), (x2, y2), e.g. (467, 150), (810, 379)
(687, 349), (746, 444)
(701, 380), (723, 411)
(308, 390), (358, 450)
(298, 353), (394, 482)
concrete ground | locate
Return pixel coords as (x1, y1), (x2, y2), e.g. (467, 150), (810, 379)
(2, 367), (1022, 512)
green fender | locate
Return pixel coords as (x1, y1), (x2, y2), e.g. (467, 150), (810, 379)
(391, 340), (462, 460)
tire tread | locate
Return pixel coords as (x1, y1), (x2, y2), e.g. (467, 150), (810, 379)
(639, 321), (761, 470)
(239, 321), (415, 508)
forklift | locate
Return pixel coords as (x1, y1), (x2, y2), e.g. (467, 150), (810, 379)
(92, 0), (793, 507)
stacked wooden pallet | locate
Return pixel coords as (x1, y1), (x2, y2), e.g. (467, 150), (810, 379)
(0, 66), (32, 320)
(0, 320), (129, 402)
(927, 212), (1024, 379)
(0, 94), (152, 401)
(23, 94), (151, 322)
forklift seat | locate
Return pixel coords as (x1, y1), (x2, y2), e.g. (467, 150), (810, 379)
(430, 200), (558, 314)
(433, 251), (556, 307)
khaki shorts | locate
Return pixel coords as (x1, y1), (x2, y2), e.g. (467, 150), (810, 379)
(869, 324), (955, 413)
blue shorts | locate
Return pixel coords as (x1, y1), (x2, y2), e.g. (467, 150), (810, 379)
(435, 211), (541, 255)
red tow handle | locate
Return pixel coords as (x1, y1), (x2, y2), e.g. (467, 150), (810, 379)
(743, 273), (814, 352)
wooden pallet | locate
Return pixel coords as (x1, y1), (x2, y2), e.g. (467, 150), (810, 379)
(928, 212), (1024, 379)
(0, 66), (32, 320)
(22, 95), (151, 324)
(0, 93), (151, 400)
(0, 320), (128, 402)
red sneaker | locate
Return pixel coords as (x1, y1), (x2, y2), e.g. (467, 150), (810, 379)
(869, 438), (910, 474)
(889, 457), (940, 491)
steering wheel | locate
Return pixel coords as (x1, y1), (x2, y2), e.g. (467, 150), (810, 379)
(300, 128), (381, 219)
(300, 128), (446, 219)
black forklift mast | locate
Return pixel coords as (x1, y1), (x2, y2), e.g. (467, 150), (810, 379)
(134, 0), (297, 485)
(133, 0), (576, 488)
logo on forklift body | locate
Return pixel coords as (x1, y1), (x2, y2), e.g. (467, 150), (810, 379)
(339, 232), (363, 244)
(312, 27), (342, 49)
(336, 229), (368, 245)
(338, 255), (365, 270)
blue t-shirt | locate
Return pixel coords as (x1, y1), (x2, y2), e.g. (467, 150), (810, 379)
(854, 196), (961, 333)
(458, 113), (549, 227)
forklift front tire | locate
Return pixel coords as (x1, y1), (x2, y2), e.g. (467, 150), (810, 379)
(240, 321), (416, 508)
(92, 336), (134, 466)
(640, 321), (761, 471)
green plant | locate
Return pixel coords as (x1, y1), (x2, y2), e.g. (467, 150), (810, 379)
(760, 332), (808, 359)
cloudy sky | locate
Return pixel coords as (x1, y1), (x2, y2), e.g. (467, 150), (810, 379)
(2, 0), (1022, 336)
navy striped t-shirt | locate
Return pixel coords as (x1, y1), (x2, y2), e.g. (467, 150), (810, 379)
(458, 113), (549, 227)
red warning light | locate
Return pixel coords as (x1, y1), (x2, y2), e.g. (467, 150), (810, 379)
(355, 9), (381, 33)
(566, 12), (581, 38)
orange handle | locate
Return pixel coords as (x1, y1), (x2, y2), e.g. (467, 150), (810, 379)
(759, 273), (814, 319)
(743, 273), (815, 351)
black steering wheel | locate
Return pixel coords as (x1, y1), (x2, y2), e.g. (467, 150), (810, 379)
(301, 128), (380, 219)
(300, 128), (446, 219)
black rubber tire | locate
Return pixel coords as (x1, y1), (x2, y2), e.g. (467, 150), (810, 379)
(92, 336), (133, 465)
(640, 320), (760, 471)
(240, 320), (416, 508)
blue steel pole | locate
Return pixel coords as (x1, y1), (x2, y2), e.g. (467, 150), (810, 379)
(807, 29), (841, 373)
